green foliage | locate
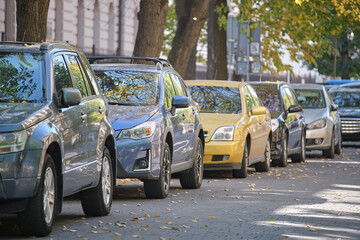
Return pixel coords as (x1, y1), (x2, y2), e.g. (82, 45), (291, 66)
(229, 0), (360, 75)
(214, 3), (227, 31)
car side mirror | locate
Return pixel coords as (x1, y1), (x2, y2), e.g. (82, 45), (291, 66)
(288, 104), (302, 113)
(171, 96), (190, 115)
(60, 88), (82, 107)
(331, 103), (338, 111)
(251, 106), (267, 115)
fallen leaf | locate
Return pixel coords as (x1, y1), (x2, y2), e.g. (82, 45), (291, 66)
(154, 214), (160, 217)
(113, 232), (121, 236)
(294, 198), (300, 201)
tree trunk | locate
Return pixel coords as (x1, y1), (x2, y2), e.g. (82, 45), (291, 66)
(207, 0), (215, 79)
(185, 43), (197, 80)
(168, 0), (210, 78)
(16, 0), (50, 42)
(133, 0), (169, 59)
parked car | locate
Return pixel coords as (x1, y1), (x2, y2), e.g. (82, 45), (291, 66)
(0, 42), (116, 236)
(251, 82), (306, 167)
(331, 82), (360, 89)
(322, 80), (355, 90)
(293, 84), (341, 157)
(186, 80), (272, 178)
(329, 87), (360, 141)
(90, 57), (204, 199)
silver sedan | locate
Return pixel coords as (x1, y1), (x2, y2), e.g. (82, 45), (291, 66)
(293, 84), (341, 158)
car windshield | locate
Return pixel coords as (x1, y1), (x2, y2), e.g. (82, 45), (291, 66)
(0, 52), (45, 103)
(94, 70), (159, 105)
(294, 89), (326, 109)
(330, 91), (360, 108)
(252, 85), (281, 113)
(188, 85), (242, 114)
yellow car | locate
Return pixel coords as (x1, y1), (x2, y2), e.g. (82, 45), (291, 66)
(186, 80), (272, 178)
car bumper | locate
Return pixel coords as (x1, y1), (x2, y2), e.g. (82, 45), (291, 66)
(0, 151), (41, 213)
(341, 118), (360, 140)
(203, 140), (245, 171)
(115, 135), (162, 180)
(305, 124), (333, 150)
(270, 127), (283, 159)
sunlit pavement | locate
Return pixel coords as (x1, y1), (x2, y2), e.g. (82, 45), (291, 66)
(1, 143), (359, 240)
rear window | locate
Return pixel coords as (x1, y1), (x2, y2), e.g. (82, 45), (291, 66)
(330, 91), (360, 108)
(294, 89), (326, 109)
(94, 70), (159, 105)
(0, 52), (45, 103)
(188, 85), (242, 114)
(252, 85), (281, 113)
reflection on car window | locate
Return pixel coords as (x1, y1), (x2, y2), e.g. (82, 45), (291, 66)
(244, 86), (254, 113)
(294, 89), (326, 109)
(53, 55), (74, 103)
(66, 55), (89, 97)
(247, 85), (262, 106)
(331, 91), (360, 108)
(171, 74), (187, 97)
(188, 85), (242, 114)
(164, 74), (176, 109)
(0, 52), (44, 103)
(95, 70), (159, 105)
(252, 85), (281, 113)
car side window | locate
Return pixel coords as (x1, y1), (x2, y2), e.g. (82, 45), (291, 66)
(171, 74), (188, 97)
(281, 87), (291, 110)
(164, 74), (176, 109)
(244, 86), (254, 113)
(79, 53), (100, 95)
(284, 87), (297, 106)
(247, 85), (262, 106)
(325, 89), (333, 107)
(53, 54), (74, 103)
(65, 54), (90, 97)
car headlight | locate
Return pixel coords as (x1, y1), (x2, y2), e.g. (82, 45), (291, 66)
(307, 119), (326, 130)
(211, 126), (234, 141)
(117, 121), (156, 140)
(271, 119), (279, 132)
(0, 130), (28, 154)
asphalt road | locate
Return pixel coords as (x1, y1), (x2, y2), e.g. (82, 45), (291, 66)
(1, 142), (359, 240)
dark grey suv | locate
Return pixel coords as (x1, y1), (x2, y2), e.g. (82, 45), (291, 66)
(0, 42), (116, 236)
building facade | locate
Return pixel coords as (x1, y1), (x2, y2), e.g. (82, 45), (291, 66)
(0, 0), (140, 56)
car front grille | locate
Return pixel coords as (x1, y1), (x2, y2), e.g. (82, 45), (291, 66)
(341, 118), (360, 134)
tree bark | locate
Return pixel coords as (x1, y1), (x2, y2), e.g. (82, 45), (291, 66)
(168, 0), (210, 78)
(185, 43), (197, 80)
(16, 0), (50, 42)
(133, 0), (169, 59)
(207, 0), (228, 80)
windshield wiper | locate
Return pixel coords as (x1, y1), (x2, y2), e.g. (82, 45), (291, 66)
(108, 101), (141, 106)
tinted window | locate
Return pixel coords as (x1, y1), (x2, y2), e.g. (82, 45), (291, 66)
(66, 55), (89, 97)
(331, 91), (360, 108)
(281, 88), (291, 110)
(252, 85), (281, 113)
(164, 74), (176, 109)
(284, 87), (297, 106)
(95, 70), (159, 105)
(53, 55), (74, 102)
(247, 85), (262, 106)
(0, 52), (44, 103)
(188, 85), (242, 114)
(294, 89), (326, 109)
(244, 87), (254, 113)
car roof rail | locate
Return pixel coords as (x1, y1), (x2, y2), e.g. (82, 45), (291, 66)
(87, 56), (173, 70)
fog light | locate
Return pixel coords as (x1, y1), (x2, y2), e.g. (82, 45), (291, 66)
(314, 138), (322, 145)
(138, 159), (148, 169)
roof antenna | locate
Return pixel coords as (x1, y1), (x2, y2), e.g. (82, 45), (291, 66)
(22, 30), (26, 42)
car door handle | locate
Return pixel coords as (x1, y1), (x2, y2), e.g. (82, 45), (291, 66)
(182, 114), (186, 120)
(81, 113), (87, 121)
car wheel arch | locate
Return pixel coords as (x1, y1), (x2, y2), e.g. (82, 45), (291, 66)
(104, 135), (117, 188)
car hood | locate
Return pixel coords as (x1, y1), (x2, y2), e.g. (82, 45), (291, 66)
(302, 108), (328, 124)
(109, 105), (160, 130)
(337, 108), (360, 118)
(0, 102), (51, 132)
(199, 113), (242, 143)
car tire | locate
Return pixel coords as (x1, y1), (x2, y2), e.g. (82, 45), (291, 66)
(179, 137), (203, 189)
(18, 154), (57, 237)
(144, 142), (171, 199)
(233, 141), (248, 178)
(255, 139), (271, 172)
(291, 132), (306, 163)
(323, 133), (335, 159)
(334, 131), (342, 155)
(80, 147), (113, 216)
(273, 133), (288, 167)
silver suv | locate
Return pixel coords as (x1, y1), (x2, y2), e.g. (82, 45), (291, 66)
(0, 42), (116, 236)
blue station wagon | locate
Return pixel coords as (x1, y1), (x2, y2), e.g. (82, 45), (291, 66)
(90, 57), (204, 199)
